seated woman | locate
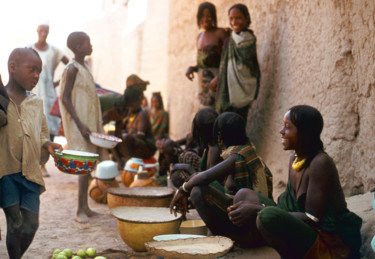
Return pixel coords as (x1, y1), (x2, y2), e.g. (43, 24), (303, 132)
(227, 105), (362, 257)
(150, 92), (169, 140)
(115, 87), (156, 163)
(170, 112), (273, 239)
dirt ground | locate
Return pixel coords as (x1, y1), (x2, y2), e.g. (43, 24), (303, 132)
(0, 137), (371, 258)
(0, 157), (147, 258)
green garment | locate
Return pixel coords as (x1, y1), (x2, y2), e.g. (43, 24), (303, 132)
(150, 109), (169, 140)
(216, 30), (260, 114)
(277, 180), (362, 255)
(99, 94), (124, 113)
(197, 48), (221, 69)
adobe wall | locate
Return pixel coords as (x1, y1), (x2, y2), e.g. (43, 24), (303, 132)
(167, 0), (375, 195)
(84, 0), (170, 103)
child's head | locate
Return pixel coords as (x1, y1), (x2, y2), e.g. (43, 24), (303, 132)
(151, 92), (164, 110)
(192, 108), (218, 148)
(124, 87), (144, 113)
(67, 31), (92, 55)
(228, 4), (251, 33)
(37, 24), (49, 43)
(197, 2), (217, 30)
(126, 74), (149, 91)
(8, 48), (42, 92)
(213, 112), (248, 149)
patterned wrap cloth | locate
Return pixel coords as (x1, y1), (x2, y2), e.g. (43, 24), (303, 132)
(216, 30), (260, 114)
(202, 144), (273, 214)
(150, 109), (169, 140)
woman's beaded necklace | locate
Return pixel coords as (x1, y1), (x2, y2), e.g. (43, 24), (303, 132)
(292, 156), (306, 171)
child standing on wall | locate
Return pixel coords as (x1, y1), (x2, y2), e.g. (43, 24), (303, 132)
(59, 32), (108, 223)
(0, 48), (62, 258)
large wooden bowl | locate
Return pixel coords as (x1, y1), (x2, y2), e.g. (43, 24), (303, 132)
(111, 206), (182, 252)
(107, 186), (175, 209)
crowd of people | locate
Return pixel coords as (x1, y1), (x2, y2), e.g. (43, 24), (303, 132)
(0, 2), (363, 259)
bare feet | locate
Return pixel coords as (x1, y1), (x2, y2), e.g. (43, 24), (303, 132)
(75, 211), (89, 223)
(74, 208), (101, 223)
(41, 165), (50, 177)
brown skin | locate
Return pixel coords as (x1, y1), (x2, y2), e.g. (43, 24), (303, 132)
(4, 48), (62, 259)
(186, 8), (229, 85)
(170, 133), (239, 238)
(116, 96), (155, 162)
(227, 111), (348, 257)
(61, 34), (101, 223)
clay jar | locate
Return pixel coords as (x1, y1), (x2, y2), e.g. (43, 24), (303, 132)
(121, 157), (159, 187)
(129, 170), (157, 188)
(89, 178), (120, 203)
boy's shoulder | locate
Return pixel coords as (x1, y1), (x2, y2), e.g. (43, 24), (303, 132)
(25, 92), (43, 104)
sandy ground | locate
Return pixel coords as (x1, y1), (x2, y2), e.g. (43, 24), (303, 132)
(0, 156), (139, 259)
(0, 156), (280, 259)
(0, 137), (372, 258)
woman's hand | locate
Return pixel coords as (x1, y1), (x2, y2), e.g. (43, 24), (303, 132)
(170, 189), (189, 217)
(227, 201), (262, 227)
(186, 66), (198, 81)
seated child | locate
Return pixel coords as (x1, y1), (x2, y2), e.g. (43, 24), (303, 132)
(116, 87), (156, 163)
(170, 112), (273, 239)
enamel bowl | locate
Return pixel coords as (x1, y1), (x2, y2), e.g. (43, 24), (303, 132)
(89, 132), (122, 149)
(94, 160), (119, 179)
(54, 149), (99, 175)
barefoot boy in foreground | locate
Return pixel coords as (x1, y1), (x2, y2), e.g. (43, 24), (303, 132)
(59, 32), (107, 223)
(0, 48), (62, 259)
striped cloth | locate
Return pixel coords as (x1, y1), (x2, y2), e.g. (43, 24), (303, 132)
(203, 144), (273, 213)
(150, 109), (169, 140)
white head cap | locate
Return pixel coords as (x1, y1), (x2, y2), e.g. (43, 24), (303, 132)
(37, 19), (50, 27)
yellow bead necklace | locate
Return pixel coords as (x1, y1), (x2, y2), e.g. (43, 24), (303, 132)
(292, 156), (306, 171)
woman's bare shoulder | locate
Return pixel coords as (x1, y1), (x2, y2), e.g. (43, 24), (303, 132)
(309, 152), (337, 177)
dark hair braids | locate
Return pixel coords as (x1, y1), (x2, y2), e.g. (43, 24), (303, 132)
(289, 105), (324, 160)
(192, 108), (218, 148)
(197, 2), (217, 28)
(213, 112), (248, 147)
(229, 3), (251, 27)
(152, 92), (164, 110)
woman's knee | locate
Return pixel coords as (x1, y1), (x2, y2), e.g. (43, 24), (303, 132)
(233, 188), (257, 204)
(190, 186), (204, 206)
(257, 206), (290, 234)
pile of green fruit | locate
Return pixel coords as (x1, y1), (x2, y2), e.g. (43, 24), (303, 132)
(51, 247), (106, 259)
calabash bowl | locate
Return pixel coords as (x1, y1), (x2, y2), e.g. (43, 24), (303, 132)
(110, 206), (182, 252)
